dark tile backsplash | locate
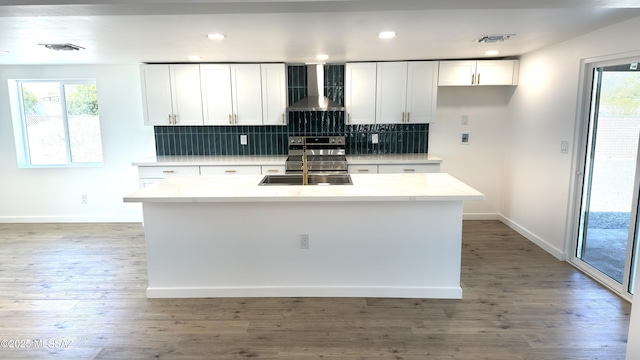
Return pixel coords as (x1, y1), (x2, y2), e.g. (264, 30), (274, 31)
(154, 64), (428, 156)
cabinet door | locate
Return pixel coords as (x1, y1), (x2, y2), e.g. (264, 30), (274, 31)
(475, 60), (518, 86)
(170, 65), (204, 125)
(345, 63), (377, 124)
(201, 64), (234, 125)
(261, 165), (286, 175)
(376, 62), (408, 124)
(140, 64), (174, 126)
(231, 64), (263, 125)
(261, 64), (287, 125)
(348, 164), (378, 174)
(437, 61), (476, 86)
(406, 61), (439, 123)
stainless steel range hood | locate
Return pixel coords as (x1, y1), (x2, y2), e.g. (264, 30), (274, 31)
(287, 64), (345, 112)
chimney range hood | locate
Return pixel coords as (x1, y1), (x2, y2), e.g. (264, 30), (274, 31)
(287, 64), (345, 112)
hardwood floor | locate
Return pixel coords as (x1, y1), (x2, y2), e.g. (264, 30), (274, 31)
(0, 220), (630, 359)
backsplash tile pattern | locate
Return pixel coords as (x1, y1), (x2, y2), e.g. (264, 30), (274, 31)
(154, 64), (428, 156)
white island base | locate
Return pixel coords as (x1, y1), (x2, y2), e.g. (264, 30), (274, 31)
(125, 173), (484, 299)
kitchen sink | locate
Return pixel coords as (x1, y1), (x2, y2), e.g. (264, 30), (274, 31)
(258, 174), (353, 186)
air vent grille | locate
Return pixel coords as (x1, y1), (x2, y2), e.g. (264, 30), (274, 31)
(39, 43), (85, 51)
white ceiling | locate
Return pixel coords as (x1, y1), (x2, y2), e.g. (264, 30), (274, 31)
(0, 0), (640, 65)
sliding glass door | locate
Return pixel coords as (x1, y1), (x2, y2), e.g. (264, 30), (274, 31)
(574, 60), (640, 299)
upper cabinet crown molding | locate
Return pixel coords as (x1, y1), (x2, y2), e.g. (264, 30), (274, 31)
(346, 61), (438, 125)
(438, 60), (519, 86)
(141, 64), (204, 126)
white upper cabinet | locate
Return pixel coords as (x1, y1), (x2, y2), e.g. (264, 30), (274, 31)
(261, 64), (287, 125)
(438, 60), (519, 86)
(345, 62), (377, 125)
(376, 62), (408, 124)
(347, 61), (438, 124)
(231, 64), (264, 125)
(201, 64), (233, 125)
(376, 61), (438, 124)
(201, 63), (286, 126)
(406, 61), (439, 123)
(141, 64), (204, 126)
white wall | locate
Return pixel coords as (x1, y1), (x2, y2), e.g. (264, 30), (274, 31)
(503, 16), (640, 260)
(431, 86), (510, 218)
(0, 65), (155, 222)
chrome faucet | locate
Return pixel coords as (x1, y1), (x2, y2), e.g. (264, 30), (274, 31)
(301, 148), (308, 185)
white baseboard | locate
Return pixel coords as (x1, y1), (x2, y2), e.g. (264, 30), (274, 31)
(498, 214), (565, 260)
(463, 213), (501, 220)
(0, 215), (143, 223)
(146, 286), (463, 299)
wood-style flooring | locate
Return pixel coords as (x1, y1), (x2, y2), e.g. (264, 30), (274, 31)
(0, 220), (631, 359)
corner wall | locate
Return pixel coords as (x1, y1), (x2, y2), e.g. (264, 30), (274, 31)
(503, 16), (640, 260)
(0, 65), (155, 222)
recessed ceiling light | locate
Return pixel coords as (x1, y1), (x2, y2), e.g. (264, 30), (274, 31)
(485, 50), (500, 56)
(207, 33), (226, 40)
(188, 55), (203, 61)
(316, 54), (329, 61)
(378, 31), (396, 39)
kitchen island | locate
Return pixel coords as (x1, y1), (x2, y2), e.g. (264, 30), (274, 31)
(124, 173), (484, 299)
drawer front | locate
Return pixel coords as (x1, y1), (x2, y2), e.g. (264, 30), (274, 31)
(348, 164), (378, 174)
(200, 165), (262, 175)
(261, 165), (286, 175)
(378, 164), (440, 174)
(138, 166), (200, 179)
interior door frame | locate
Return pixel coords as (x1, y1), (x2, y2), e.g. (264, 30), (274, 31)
(567, 52), (640, 302)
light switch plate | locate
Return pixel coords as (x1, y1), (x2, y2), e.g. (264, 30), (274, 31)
(561, 140), (569, 154)
(240, 134), (248, 145)
(372, 134), (379, 144)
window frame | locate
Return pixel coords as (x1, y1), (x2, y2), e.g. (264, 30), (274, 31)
(9, 79), (104, 168)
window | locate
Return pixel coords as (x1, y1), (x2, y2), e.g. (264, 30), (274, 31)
(9, 80), (103, 167)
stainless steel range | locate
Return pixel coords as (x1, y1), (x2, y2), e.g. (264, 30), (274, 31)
(285, 136), (347, 174)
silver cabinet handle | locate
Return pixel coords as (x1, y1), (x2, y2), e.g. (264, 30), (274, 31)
(267, 169), (279, 173)
(471, 74), (475, 85)
(402, 112), (405, 123)
(407, 112), (411, 123)
(173, 114), (177, 124)
(228, 114), (232, 124)
(357, 169), (370, 172)
(403, 168), (416, 172)
(224, 170), (237, 173)
(477, 73), (481, 85)
(168, 114), (172, 125)
(234, 114), (238, 124)
(162, 170), (175, 173)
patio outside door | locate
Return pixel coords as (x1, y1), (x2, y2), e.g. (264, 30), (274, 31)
(574, 60), (640, 299)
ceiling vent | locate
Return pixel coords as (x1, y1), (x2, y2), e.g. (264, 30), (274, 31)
(39, 43), (85, 51)
(475, 34), (514, 43)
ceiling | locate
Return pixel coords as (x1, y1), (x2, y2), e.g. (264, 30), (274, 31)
(1, 0), (640, 65)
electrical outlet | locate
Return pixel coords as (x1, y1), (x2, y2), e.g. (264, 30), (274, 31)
(81, 194), (87, 204)
(371, 134), (379, 144)
(561, 140), (569, 154)
(300, 234), (310, 249)
(461, 115), (469, 125)
(461, 133), (470, 145)
(240, 134), (248, 145)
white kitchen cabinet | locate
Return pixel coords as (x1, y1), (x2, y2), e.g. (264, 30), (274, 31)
(200, 165), (262, 175)
(261, 64), (287, 125)
(376, 61), (438, 124)
(201, 63), (286, 126)
(138, 165), (201, 188)
(376, 62), (408, 124)
(140, 64), (203, 126)
(201, 64), (233, 125)
(348, 164), (378, 174)
(231, 64), (263, 125)
(345, 62), (377, 125)
(438, 60), (519, 86)
(261, 165), (286, 175)
(378, 164), (440, 173)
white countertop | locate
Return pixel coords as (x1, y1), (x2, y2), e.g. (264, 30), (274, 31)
(123, 173), (484, 203)
(133, 154), (442, 167)
(346, 154), (441, 164)
(132, 155), (288, 166)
